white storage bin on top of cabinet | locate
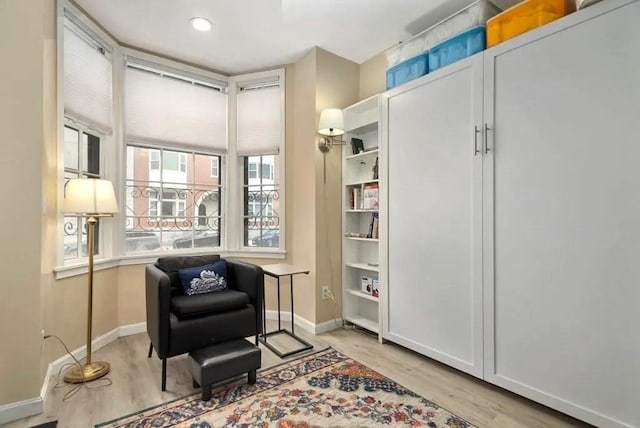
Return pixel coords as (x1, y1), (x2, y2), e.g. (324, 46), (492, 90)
(385, 0), (500, 67)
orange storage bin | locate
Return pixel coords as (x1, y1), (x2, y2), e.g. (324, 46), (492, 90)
(487, 0), (576, 47)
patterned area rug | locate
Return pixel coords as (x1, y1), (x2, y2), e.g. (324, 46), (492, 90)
(97, 348), (475, 427)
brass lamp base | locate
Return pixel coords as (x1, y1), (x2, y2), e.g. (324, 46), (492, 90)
(64, 361), (110, 383)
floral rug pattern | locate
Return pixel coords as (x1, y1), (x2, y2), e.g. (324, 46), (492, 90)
(97, 348), (475, 428)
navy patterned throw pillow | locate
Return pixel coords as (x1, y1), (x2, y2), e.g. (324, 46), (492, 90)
(178, 261), (227, 295)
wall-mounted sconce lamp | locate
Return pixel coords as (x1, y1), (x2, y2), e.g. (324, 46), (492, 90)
(317, 108), (345, 183)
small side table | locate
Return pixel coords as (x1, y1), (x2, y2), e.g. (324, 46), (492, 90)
(260, 263), (313, 358)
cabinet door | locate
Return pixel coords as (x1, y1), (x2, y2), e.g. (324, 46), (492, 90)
(483, 1), (640, 426)
(386, 55), (484, 377)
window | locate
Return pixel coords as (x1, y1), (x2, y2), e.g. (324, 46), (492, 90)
(149, 151), (160, 170)
(150, 150), (186, 173)
(243, 155), (280, 248)
(236, 74), (284, 249)
(210, 158), (219, 178)
(124, 61), (228, 253)
(248, 162), (257, 179)
(61, 17), (113, 264)
(261, 163), (273, 180)
(63, 125), (102, 260)
(148, 189), (186, 218)
(126, 146), (222, 252)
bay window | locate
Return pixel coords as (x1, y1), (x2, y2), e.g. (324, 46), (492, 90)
(124, 60), (227, 253)
(236, 75), (284, 249)
(61, 15), (113, 263)
(60, 11), (286, 262)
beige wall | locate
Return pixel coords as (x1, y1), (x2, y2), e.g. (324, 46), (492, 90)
(40, 0), (59, 380)
(314, 48), (359, 323)
(285, 50), (318, 322)
(44, 269), (120, 360)
(0, 0), (47, 406)
(359, 52), (387, 101)
(117, 266), (145, 326)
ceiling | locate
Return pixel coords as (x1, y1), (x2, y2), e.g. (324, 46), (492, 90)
(75, 0), (517, 75)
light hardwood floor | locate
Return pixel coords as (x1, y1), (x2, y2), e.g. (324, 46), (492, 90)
(9, 321), (590, 428)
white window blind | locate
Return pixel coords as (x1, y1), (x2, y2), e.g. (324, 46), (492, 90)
(237, 83), (282, 155)
(63, 25), (113, 135)
(125, 66), (227, 151)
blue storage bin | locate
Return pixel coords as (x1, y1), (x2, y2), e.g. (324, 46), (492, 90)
(428, 26), (486, 73)
(386, 53), (429, 89)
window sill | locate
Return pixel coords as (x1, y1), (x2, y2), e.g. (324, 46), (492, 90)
(54, 248), (287, 279)
(54, 257), (120, 280)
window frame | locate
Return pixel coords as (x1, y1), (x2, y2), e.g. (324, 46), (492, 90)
(231, 68), (286, 253)
(125, 143), (224, 254)
(248, 162), (257, 179)
(242, 155), (281, 249)
(210, 158), (219, 178)
(62, 123), (105, 262)
(57, 2), (119, 269)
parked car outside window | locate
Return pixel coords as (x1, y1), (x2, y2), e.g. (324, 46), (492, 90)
(125, 231), (161, 252)
(172, 231), (220, 249)
(251, 229), (279, 247)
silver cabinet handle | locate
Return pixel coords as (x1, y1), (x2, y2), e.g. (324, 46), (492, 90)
(474, 125), (480, 156)
(484, 123), (491, 154)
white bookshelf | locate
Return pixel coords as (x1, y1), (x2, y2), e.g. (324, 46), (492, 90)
(342, 94), (383, 341)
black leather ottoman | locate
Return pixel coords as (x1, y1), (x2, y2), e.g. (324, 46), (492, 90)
(189, 338), (261, 401)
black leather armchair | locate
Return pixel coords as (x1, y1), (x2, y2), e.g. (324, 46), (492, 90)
(145, 255), (263, 390)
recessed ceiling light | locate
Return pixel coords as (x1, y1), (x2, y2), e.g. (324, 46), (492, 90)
(190, 17), (212, 32)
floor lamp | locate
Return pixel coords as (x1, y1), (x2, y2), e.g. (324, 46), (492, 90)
(62, 178), (119, 383)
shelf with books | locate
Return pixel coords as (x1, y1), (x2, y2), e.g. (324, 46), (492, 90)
(342, 94), (383, 342)
(345, 148), (379, 161)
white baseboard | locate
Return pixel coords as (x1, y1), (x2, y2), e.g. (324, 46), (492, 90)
(118, 321), (147, 337)
(0, 322), (148, 425)
(0, 397), (43, 426)
(315, 318), (343, 334)
(264, 310), (341, 335)
(50, 327), (120, 375)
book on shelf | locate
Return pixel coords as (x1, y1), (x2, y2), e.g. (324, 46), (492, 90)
(372, 156), (379, 180)
(360, 276), (373, 295)
(350, 187), (361, 210)
(351, 138), (364, 155)
(372, 213), (379, 239)
(362, 182), (379, 210)
(372, 278), (380, 298)
(367, 212), (379, 238)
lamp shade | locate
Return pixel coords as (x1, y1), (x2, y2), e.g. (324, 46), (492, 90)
(63, 178), (119, 215)
(318, 108), (344, 136)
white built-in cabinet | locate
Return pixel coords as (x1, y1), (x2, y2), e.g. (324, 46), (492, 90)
(342, 95), (384, 341)
(385, 55), (484, 376)
(383, 0), (640, 427)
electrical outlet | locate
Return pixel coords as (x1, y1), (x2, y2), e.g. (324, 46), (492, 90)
(321, 285), (332, 300)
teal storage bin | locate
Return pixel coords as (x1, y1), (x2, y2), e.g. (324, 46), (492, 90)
(428, 26), (486, 73)
(386, 53), (429, 89)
